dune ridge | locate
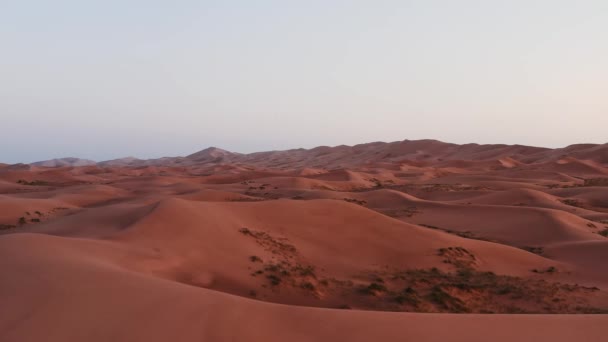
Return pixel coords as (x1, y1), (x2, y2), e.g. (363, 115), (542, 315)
(2, 138), (608, 341)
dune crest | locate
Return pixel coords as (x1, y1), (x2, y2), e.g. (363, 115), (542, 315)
(2, 139), (608, 341)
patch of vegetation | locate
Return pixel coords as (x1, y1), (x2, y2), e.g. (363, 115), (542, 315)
(249, 255), (263, 263)
(266, 274), (281, 286)
(583, 178), (608, 187)
(18, 217), (27, 226)
(561, 199), (583, 208)
(351, 265), (603, 313)
(300, 282), (316, 291)
(359, 282), (388, 295)
(0, 224), (17, 231)
(17, 179), (50, 186)
(393, 287), (420, 305)
(343, 198), (367, 206)
(599, 229), (608, 237)
(368, 178), (383, 188)
(238, 228), (297, 255)
(419, 224), (492, 242)
(532, 266), (557, 274)
(437, 247), (477, 268)
(293, 265), (316, 278)
(521, 246), (544, 255)
(428, 285), (469, 312)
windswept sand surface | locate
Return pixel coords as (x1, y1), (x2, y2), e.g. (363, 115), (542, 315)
(2, 140), (608, 341)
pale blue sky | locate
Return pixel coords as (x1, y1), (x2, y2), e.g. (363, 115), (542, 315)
(1, 1), (607, 163)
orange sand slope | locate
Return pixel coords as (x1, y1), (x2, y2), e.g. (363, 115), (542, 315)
(1, 139), (608, 341)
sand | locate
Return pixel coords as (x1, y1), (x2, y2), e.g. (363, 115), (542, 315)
(1, 139), (608, 341)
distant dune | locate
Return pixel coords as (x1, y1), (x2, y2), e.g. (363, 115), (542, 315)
(31, 157), (97, 168)
(2, 138), (608, 341)
(26, 139), (608, 169)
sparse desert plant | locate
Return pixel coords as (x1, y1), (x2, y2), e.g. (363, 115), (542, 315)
(295, 265), (316, 277)
(360, 282), (388, 295)
(249, 255), (262, 263)
(300, 282), (316, 291)
(17, 179), (50, 186)
(394, 288), (420, 305)
(428, 286), (468, 312)
(532, 266), (557, 274)
(266, 274), (281, 286)
(521, 246), (544, 255)
(561, 199), (582, 207)
(343, 198), (367, 206)
(18, 217), (27, 225)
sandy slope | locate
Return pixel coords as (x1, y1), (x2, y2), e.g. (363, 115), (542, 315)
(1, 139), (608, 341)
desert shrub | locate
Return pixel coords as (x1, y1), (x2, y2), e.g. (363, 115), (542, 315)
(561, 199), (582, 207)
(532, 266), (557, 274)
(266, 274), (281, 286)
(301, 282), (316, 291)
(521, 246), (544, 255)
(249, 255), (262, 262)
(295, 265), (316, 277)
(394, 287), (420, 305)
(428, 286), (468, 312)
(0, 224), (17, 231)
(17, 180), (49, 186)
(360, 282), (388, 295)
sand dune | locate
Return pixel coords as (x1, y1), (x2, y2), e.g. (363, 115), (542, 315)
(2, 233), (606, 342)
(2, 139), (608, 341)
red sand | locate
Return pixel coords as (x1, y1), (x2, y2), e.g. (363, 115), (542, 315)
(1, 139), (608, 341)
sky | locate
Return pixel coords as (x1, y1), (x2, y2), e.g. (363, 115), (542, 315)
(1, 0), (607, 163)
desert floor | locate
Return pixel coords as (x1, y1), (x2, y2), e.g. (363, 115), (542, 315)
(2, 140), (608, 341)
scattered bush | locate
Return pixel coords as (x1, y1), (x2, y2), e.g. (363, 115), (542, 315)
(17, 179), (49, 186)
(266, 274), (281, 286)
(301, 282), (316, 291)
(249, 255), (263, 263)
(360, 282), (388, 295)
(521, 246), (544, 255)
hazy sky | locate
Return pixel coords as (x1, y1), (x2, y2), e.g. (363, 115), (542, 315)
(1, 1), (607, 163)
